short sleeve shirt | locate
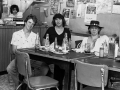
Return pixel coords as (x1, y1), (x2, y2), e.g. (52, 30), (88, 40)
(43, 27), (71, 46)
(11, 29), (37, 49)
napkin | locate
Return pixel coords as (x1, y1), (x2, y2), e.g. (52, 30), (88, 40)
(49, 42), (55, 52)
(72, 48), (81, 53)
(49, 42), (69, 54)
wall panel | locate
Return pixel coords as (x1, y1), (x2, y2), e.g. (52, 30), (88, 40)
(0, 26), (43, 71)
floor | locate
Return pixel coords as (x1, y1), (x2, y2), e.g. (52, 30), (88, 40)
(0, 71), (75, 90)
(1, 72), (120, 90)
(0, 74), (15, 90)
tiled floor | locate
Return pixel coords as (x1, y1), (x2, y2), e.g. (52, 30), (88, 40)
(1, 73), (120, 90)
(0, 71), (75, 90)
(0, 74), (15, 90)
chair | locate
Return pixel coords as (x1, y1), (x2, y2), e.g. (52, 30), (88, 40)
(74, 60), (116, 90)
(75, 40), (82, 48)
(15, 51), (59, 90)
(109, 70), (120, 88)
(7, 43), (15, 84)
(9, 43), (15, 61)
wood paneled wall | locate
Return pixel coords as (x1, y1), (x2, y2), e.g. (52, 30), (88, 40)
(0, 25), (47, 71)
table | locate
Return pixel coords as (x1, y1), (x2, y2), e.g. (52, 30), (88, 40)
(76, 56), (120, 89)
(77, 56), (120, 72)
(18, 48), (120, 90)
(18, 48), (94, 90)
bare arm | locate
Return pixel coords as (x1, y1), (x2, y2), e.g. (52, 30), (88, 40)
(11, 45), (17, 54)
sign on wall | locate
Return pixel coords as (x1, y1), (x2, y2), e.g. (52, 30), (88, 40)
(84, 3), (97, 23)
(50, 0), (59, 15)
(112, 0), (120, 14)
(62, 8), (70, 25)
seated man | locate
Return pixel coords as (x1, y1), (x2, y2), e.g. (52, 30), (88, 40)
(74, 20), (109, 56)
(7, 14), (49, 89)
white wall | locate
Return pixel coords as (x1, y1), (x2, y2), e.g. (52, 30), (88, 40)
(44, 0), (120, 42)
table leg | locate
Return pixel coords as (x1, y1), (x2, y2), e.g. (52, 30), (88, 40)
(63, 63), (72, 90)
(54, 63), (72, 90)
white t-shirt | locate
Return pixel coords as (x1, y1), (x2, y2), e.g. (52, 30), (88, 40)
(11, 29), (37, 49)
(77, 35), (109, 53)
(9, 12), (23, 18)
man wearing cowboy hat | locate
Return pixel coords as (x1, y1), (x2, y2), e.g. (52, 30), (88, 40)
(74, 20), (109, 56)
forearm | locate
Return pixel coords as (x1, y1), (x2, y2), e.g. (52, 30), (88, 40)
(11, 45), (17, 54)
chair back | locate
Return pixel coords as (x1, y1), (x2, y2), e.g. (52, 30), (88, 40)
(9, 43), (15, 61)
(75, 60), (108, 87)
(15, 51), (32, 77)
(75, 40), (82, 48)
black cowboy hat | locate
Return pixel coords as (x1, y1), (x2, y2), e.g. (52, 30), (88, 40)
(85, 20), (104, 28)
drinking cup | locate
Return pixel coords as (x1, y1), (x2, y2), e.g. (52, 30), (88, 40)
(85, 43), (91, 53)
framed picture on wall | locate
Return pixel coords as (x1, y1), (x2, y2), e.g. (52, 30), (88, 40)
(1, 5), (9, 19)
(50, 0), (59, 15)
(86, 4), (96, 14)
(66, 0), (74, 7)
(62, 8), (70, 18)
(50, 7), (58, 15)
(84, 3), (97, 23)
(77, 0), (96, 3)
(112, 0), (120, 14)
(62, 8), (70, 26)
(70, 9), (76, 19)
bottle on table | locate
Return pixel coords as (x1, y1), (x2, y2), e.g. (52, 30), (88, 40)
(62, 33), (70, 51)
(54, 37), (58, 51)
(35, 32), (40, 51)
(99, 47), (104, 57)
(99, 43), (104, 57)
(45, 34), (50, 47)
(103, 40), (108, 56)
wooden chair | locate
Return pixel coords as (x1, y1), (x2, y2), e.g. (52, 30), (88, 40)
(15, 51), (59, 90)
(74, 60), (116, 90)
(75, 40), (82, 48)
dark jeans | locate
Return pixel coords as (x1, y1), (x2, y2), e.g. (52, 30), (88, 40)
(52, 65), (65, 90)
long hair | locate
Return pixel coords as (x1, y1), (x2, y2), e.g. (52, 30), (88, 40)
(52, 13), (66, 27)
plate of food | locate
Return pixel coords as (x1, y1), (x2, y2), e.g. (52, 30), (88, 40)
(51, 49), (68, 54)
(39, 46), (49, 51)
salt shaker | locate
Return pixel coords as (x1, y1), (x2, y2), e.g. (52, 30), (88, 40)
(99, 47), (104, 57)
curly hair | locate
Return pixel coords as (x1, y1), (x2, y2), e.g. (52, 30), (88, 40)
(52, 13), (66, 27)
(10, 4), (19, 14)
(24, 14), (37, 26)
